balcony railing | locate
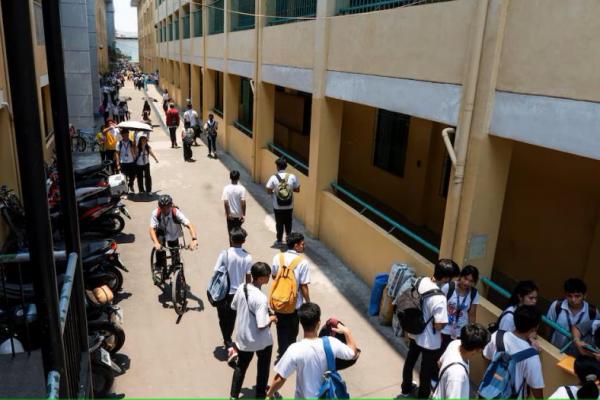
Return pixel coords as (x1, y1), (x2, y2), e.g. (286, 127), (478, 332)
(267, 0), (316, 26)
(231, 0), (255, 31)
(267, 142), (309, 175)
(336, 0), (453, 15)
(209, 0), (225, 34)
(182, 14), (190, 39)
(193, 10), (202, 37)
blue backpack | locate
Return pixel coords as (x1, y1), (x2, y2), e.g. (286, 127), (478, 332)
(478, 331), (539, 399)
(206, 250), (230, 307)
(317, 337), (350, 399)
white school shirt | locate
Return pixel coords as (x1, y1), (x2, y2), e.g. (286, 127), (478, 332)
(136, 145), (150, 166)
(271, 250), (310, 310)
(149, 208), (190, 242)
(550, 385), (600, 399)
(432, 339), (470, 400)
(183, 109), (199, 127)
(498, 305), (517, 332)
(483, 331), (545, 399)
(265, 171), (300, 210)
(213, 247), (252, 295)
(411, 277), (448, 350)
(116, 139), (134, 163)
(221, 183), (247, 219)
(274, 337), (355, 399)
(441, 283), (480, 338)
(231, 283), (272, 352)
(162, 92), (169, 102)
(547, 300), (598, 351)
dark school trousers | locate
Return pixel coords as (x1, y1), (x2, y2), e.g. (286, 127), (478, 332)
(168, 126), (178, 146)
(120, 162), (136, 190)
(273, 208), (293, 242)
(226, 217), (243, 245)
(274, 310), (299, 359)
(230, 345), (273, 399)
(207, 134), (217, 154)
(136, 163), (152, 193)
(401, 339), (441, 399)
(216, 294), (236, 348)
(183, 140), (193, 161)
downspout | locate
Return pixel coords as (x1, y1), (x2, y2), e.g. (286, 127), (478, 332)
(442, 0), (490, 257)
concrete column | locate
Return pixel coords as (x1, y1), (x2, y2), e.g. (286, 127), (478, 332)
(253, 82), (275, 181)
(203, 69), (215, 122)
(180, 63), (190, 104)
(106, 0), (116, 49)
(440, 0), (513, 282)
(191, 65), (202, 113)
(223, 73), (239, 151)
(86, 0), (101, 108)
(303, 0), (343, 236)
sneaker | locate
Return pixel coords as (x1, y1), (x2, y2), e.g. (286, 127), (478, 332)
(227, 348), (238, 368)
(396, 383), (418, 399)
(273, 240), (283, 248)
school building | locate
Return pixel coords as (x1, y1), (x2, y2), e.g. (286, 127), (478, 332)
(134, 0), (600, 391)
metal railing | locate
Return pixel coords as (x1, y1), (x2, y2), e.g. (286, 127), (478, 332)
(234, 121), (253, 138)
(336, 0), (453, 15)
(267, 142), (309, 175)
(209, 0), (225, 34)
(193, 10), (202, 37)
(182, 14), (190, 39)
(330, 181), (440, 254)
(231, 0), (255, 31)
(267, 0), (316, 26)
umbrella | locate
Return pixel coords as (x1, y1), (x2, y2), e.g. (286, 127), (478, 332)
(118, 96), (132, 102)
(141, 96), (157, 102)
(117, 121), (152, 131)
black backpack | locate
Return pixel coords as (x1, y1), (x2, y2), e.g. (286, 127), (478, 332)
(395, 278), (445, 335)
(553, 300), (597, 327)
(446, 281), (478, 313)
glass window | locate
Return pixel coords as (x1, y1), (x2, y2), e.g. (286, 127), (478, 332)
(373, 110), (410, 177)
(237, 78), (253, 135)
(214, 71), (223, 115)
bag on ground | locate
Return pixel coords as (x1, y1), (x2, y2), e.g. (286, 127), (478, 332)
(387, 263), (416, 299)
(317, 336), (350, 399)
(206, 250), (230, 307)
(268, 254), (302, 314)
(108, 173), (127, 196)
(477, 330), (539, 399)
(275, 173), (293, 207)
(394, 277), (444, 335)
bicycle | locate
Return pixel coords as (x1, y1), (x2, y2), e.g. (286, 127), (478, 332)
(150, 245), (189, 315)
(71, 129), (101, 153)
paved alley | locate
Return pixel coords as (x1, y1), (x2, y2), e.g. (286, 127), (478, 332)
(112, 81), (413, 398)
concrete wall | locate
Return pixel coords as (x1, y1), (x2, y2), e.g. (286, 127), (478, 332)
(227, 126), (254, 174)
(262, 21), (315, 69)
(228, 30), (255, 62)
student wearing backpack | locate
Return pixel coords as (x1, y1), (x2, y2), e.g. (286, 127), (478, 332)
(270, 232), (310, 361)
(572, 319), (600, 360)
(166, 103), (180, 148)
(266, 302), (358, 399)
(265, 157), (300, 248)
(399, 259), (459, 399)
(549, 355), (600, 399)
(492, 280), (539, 333)
(222, 170), (247, 245)
(213, 227), (253, 363)
(440, 265), (480, 354)
(204, 113), (218, 158)
(432, 323), (490, 399)
(481, 305), (545, 399)
(115, 129), (137, 193)
(230, 262), (277, 400)
(135, 134), (158, 194)
(546, 278), (599, 355)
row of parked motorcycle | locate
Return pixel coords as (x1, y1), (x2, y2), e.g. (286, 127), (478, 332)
(0, 158), (132, 397)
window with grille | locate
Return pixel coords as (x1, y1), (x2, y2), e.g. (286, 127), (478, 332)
(373, 110), (410, 177)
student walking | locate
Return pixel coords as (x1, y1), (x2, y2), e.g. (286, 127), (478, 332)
(182, 127), (195, 162)
(229, 262), (277, 400)
(269, 232), (310, 361)
(102, 120), (120, 173)
(205, 113), (218, 158)
(399, 259), (459, 399)
(135, 134), (158, 194)
(494, 280), (539, 333)
(213, 228), (253, 360)
(549, 355), (600, 399)
(115, 129), (137, 192)
(482, 305), (545, 399)
(166, 103), (181, 148)
(266, 303), (358, 399)
(183, 102), (201, 146)
(431, 323), (490, 399)
(162, 89), (170, 114)
(142, 99), (152, 117)
(222, 170), (247, 245)
(546, 278), (599, 354)
(265, 157), (300, 248)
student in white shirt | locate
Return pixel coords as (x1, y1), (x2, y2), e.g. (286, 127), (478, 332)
(222, 170), (247, 245)
(213, 227), (253, 358)
(483, 305), (545, 399)
(549, 355), (600, 399)
(400, 259), (459, 399)
(115, 129), (137, 192)
(183, 102), (202, 146)
(547, 278), (598, 354)
(573, 319), (600, 361)
(265, 157), (300, 248)
(270, 232), (311, 361)
(432, 323), (490, 400)
(266, 302), (358, 399)
(496, 280), (539, 333)
(230, 262), (277, 400)
(135, 134), (158, 194)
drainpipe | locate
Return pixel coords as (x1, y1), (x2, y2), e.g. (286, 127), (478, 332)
(442, 0), (490, 258)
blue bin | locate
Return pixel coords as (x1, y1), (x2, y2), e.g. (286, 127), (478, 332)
(368, 273), (389, 316)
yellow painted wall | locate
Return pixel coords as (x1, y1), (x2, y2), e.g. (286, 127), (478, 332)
(497, 0), (600, 102)
(228, 30), (255, 62)
(227, 126), (253, 173)
(260, 149), (308, 223)
(327, 0), (475, 84)
(494, 142), (600, 305)
(206, 33), (225, 59)
(262, 21), (315, 69)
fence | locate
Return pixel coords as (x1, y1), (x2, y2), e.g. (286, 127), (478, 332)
(231, 0), (255, 31)
(336, 0), (453, 15)
(209, 0), (225, 34)
(267, 0), (317, 26)
(193, 10), (202, 37)
(267, 142), (309, 175)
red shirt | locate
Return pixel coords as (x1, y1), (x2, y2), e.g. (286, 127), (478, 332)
(166, 108), (180, 127)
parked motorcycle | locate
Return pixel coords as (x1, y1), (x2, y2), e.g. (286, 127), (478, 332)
(89, 333), (122, 397)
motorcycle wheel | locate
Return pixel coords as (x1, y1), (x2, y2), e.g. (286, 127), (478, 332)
(103, 265), (124, 293)
(88, 320), (125, 355)
(92, 362), (114, 398)
(99, 214), (125, 235)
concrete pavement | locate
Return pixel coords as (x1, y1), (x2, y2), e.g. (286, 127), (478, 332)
(112, 80), (414, 398)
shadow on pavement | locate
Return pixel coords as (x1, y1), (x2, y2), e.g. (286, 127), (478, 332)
(115, 233), (136, 244)
(113, 291), (132, 305)
(212, 346), (228, 362)
(127, 192), (160, 202)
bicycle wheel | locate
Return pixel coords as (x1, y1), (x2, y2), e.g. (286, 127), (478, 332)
(150, 248), (162, 286)
(172, 268), (187, 316)
(72, 136), (86, 152)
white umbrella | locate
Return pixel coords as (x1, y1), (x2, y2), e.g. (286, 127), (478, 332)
(117, 121), (152, 131)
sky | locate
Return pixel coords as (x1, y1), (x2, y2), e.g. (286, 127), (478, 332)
(114, 0), (138, 35)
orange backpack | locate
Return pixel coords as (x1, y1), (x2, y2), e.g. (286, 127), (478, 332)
(269, 254), (303, 314)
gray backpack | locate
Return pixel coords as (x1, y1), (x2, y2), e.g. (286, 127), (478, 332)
(206, 250), (229, 307)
